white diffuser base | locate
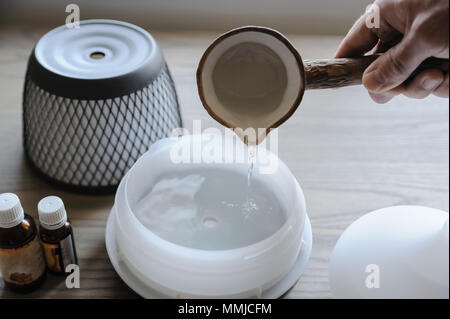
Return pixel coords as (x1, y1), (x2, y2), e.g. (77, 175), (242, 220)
(105, 209), (312, 299)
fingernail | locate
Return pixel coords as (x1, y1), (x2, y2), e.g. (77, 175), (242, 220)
(370, 93), (391, 104)
(363, 69), (385, 92)
(422, 78), (441, 91)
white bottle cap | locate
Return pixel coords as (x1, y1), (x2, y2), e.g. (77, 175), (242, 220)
(38, 196), (68, 230)
(0, 193), (25, 228)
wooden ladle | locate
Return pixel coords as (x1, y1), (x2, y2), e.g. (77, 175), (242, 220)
(197, 26), (449, 145)
(303, 55), (448, 90)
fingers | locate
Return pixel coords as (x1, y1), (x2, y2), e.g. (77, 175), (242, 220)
(336, 0), (449, 103)
(335, 13), (379, 58)
(368, 70), (448, 103)
(369, 92), (395, 104)
(362, 33), (430, 93)
(372, 34), (402, 54)
(368, 85), (405, 104)
(335, 0), (401, 58)
(433, 72), (449, 98)
(403, 69), (445, 99)
(369, 92), (394, 104)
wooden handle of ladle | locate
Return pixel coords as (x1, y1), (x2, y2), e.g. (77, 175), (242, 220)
(304, 55), (449, 90)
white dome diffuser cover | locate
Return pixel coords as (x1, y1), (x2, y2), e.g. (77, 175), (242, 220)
(329, 205), (449, 299)
(105, 134), (312, 298)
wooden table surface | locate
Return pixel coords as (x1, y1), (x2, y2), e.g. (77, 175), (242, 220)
(0, 26), (448, 299)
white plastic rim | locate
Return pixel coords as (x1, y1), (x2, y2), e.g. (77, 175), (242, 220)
(106, 207), (312, 298)
(35, 19), (160, 79)
(107, 134), (309, 298)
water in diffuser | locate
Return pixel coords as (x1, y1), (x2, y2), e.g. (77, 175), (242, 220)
(134, 169), (286, 250)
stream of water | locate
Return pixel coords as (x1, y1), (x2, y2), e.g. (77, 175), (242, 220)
(243, 146), (256, 217)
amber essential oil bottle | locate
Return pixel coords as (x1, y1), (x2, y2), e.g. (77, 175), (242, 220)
(38, 196), (78, 274)
(0, 193), (46, 293)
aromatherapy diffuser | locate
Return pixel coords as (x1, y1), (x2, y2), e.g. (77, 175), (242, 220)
(23, 20), (182, 193)
(105, 134), (312, 298)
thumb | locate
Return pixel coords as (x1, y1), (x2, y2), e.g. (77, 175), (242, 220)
(363, 34), (429, 93)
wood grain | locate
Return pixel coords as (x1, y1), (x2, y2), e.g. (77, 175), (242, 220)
(304, 56), (376, 90)
(304, 56), (449, 90)
(0, 26), (448, 299)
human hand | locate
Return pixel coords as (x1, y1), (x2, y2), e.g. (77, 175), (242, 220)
(335, 0), (449, 103)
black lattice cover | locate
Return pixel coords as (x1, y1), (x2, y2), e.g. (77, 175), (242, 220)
(23, 64), (182, 193)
